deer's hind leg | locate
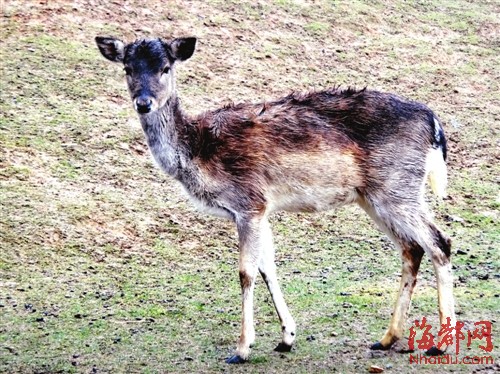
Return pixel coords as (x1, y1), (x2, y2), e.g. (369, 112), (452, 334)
(372, 240), (425, 350)
(358, 196), (455, 353)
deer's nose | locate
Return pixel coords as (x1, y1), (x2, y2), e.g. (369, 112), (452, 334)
(135, 96), (153, 114)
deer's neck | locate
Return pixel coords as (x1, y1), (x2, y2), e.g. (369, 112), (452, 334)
(139, 95), (192, 178)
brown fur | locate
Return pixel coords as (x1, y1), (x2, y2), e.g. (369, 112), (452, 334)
(174, 88), (438, 218)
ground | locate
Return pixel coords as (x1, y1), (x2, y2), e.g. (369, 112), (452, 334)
(0, 0), (499, 373)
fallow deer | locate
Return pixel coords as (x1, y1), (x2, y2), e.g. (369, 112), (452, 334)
(95, 36), (456, 363)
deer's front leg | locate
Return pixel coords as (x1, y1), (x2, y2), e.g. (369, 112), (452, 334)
(258, 219), (296, 352)
(226, 216), (262, 364)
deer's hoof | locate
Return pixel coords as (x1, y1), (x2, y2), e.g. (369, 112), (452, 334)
(225, 355), (246, 364)
(370, 341), (391, 351)
(425, 346), (445, 356)
(274, 342), (292, 352)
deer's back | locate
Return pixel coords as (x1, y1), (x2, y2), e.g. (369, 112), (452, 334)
(186, 88), (437, 215)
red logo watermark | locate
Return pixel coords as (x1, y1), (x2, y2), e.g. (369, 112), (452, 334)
(408, 317), (494, 365)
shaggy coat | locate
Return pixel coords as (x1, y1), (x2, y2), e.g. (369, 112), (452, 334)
(96, 36), (456, 363)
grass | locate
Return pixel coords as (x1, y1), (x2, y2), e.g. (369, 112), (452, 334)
(1, 0), (499, 373)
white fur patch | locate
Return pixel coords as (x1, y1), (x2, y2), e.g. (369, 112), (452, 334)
(426, 148), (447, 198)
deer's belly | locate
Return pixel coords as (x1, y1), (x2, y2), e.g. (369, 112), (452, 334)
(265, 185), (359, 213)
(188, 194), (235, 219)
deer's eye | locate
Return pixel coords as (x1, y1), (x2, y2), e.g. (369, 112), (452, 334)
(162, 66), (170, 74)
(124, 67), (132, 75)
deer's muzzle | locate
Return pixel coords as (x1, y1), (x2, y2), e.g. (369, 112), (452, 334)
(134, 96), (154, 114)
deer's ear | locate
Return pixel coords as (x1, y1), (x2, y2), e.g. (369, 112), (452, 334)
(169, 37), (197, 62)
(95, 36), (125, 62)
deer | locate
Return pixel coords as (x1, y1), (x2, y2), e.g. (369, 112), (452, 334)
(95, 36), (456, 364)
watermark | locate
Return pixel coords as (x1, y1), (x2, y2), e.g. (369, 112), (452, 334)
(409, 354), (494, 365)
(408, 317), (494, 365)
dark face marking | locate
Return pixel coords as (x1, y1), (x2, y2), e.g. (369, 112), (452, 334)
(122, 39), (175, 113)
(95, 37), (196, 114)
(124, 39), (172, 75)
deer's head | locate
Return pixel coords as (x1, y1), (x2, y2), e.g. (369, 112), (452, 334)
(95, 36), (196, 114)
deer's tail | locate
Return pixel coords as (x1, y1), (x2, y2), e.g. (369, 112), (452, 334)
(427, 117), (448, 198)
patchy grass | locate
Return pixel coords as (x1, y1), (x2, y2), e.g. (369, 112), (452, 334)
(1, 0), (499, 373)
